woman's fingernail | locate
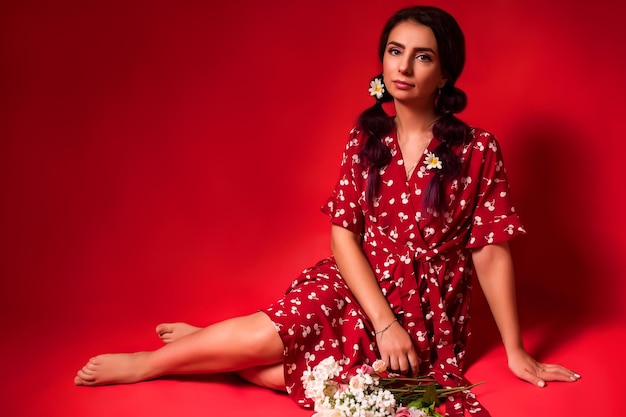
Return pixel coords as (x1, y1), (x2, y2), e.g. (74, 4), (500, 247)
(574, 373), (581, 379)
(538, 380), (546, 387)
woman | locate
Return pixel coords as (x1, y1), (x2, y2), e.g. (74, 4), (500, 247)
(75, 5), (579, 416)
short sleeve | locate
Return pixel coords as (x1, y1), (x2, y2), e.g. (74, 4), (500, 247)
(320, 129), (366, 235)
(466, 134), (526, 248)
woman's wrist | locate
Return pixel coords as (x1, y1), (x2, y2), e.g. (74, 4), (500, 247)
(369, 311), (398, 331)
(375, 318), (398, 335)
(503, 341), (526, 358)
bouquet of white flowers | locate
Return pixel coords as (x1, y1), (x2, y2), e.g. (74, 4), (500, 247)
(302, 356), (480, 417)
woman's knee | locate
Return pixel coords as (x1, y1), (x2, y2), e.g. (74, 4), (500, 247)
(241, 312), (284, 361)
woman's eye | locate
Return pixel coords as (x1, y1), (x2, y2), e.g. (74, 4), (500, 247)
(388, 48), (401, 56)
(416, 53), (432, 62)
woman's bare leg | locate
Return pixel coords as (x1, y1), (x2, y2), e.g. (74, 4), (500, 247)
(156, 322), (200, 343)
(74, 312), (284, 387)
(236, 363), (286, 391)
(156, 322), (286, 390)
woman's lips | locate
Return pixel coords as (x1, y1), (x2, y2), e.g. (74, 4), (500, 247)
(392, 80), (414, 90)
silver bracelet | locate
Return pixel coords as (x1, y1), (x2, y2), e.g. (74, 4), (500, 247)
(375, 318), (398, 336)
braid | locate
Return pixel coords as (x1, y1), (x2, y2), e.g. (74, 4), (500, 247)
(423, 84), (471, 213)
(357, 75), (394, 209)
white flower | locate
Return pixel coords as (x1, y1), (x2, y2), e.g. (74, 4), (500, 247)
(323, 380), (340, 397)
(372, 359), (387, 373)
(369, 78), (385, 99)
(424, 152), (442, 170)
(304, 357), (397, 417)
(349, 374), (367, 392)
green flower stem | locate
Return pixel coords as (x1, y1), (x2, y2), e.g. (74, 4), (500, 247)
(378, 378), (484, 402)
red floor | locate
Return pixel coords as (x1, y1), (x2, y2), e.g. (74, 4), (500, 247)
(4, 319), (625, 416)
(3, 249), (625, 417)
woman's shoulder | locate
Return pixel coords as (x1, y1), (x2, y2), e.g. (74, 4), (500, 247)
(462, 126), (502, 151)
(467, 126), (496, 142)
(334, 127), (366, 168)
(459, 125), (511, 174)
(342, 126), (373, 154)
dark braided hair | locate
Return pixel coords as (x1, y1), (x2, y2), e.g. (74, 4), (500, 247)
(357, 6), (470, 213)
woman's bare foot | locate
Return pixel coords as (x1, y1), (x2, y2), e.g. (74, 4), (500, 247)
(156, 322), (200, 343)
(74, 353), (153, 386)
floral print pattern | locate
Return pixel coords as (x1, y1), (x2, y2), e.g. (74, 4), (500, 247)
(262, 125), (524, 416)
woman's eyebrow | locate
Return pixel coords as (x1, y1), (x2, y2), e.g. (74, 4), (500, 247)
(387, 41), (437, 54)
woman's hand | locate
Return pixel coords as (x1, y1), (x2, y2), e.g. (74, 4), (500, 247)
(507, 348), (581, 387)
(329, 224), (421, 376)
(375, 319), (420, 377)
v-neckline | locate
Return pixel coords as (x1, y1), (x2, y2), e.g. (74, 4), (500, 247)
(388, 129), (440, 249)
(391, 129), (439, 182)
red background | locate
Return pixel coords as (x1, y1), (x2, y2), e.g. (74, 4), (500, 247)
(2, 0), (625, 416)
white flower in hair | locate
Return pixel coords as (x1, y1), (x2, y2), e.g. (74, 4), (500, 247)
(368, 78), (385, 99)
(424, 152), (442, 170)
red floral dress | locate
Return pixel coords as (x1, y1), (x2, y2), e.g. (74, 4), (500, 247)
(261, 124), (525, 416)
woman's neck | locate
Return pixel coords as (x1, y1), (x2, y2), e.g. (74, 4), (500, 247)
(394, 101), (438, 139)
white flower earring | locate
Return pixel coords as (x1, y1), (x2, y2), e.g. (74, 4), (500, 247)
(368, 78), (385, 100)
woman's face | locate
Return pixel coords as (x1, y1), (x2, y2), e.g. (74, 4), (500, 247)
(382, 20), (447, 106)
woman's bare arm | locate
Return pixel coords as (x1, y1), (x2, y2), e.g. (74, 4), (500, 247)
(330, 224), (420, 375)
(472, 242), (580, 386)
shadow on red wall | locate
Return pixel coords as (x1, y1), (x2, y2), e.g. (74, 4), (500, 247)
(467, 115), (606, 366)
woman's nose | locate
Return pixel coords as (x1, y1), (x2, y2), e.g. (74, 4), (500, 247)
(399, 57), (412, 74)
